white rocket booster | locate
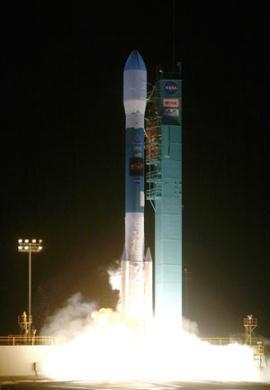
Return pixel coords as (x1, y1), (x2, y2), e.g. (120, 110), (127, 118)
(121, 50), (152, 322)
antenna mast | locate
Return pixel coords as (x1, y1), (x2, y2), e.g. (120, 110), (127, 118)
(172, 0), (176, 70)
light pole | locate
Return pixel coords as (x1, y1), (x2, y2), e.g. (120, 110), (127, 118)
(18, 238), (43, 335)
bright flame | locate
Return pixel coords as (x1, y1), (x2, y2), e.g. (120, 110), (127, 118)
(40, 295), (268, 383)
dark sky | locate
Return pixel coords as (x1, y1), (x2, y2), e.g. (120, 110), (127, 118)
(0, 2), (269, 338)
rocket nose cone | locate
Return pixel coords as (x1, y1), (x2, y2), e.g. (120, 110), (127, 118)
(124, 50), (146, 71)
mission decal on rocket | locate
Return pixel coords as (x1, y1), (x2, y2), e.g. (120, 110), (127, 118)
(121, 50), (152, 321)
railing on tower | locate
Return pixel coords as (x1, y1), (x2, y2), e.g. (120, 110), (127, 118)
(145, 89), (162, 205)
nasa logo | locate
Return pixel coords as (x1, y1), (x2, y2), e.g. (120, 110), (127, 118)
(165, 81), (177, 94)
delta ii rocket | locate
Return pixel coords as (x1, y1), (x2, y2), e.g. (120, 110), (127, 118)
(121, 50), (152, 321)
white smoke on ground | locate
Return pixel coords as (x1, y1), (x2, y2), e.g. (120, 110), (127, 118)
(39, 267), (269, 383)
(41, 265), (121, 342)
(40, 293), (97, 343)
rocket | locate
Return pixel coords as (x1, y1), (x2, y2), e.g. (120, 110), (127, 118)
(121, 50), (152, 321)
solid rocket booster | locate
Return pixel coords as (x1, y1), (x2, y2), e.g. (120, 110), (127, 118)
(121, 50), (152, 321)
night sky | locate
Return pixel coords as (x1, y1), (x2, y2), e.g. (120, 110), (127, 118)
(0, 2), (269, 338)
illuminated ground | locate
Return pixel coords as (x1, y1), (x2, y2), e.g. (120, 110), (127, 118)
(0, 378), (269, 389)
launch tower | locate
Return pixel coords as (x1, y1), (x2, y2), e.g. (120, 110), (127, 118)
(146, 67), (182, 324)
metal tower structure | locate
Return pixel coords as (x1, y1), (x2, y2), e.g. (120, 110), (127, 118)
(243, 314), (258, 345)
(146, 67), (182, 324)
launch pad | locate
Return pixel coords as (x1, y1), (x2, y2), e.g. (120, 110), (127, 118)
(0, 378), (269, 390)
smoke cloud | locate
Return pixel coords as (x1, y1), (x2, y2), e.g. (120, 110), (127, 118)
(39, 269), (269, 383)
(107, 263), (121, 292)
(41, 293), (97, 342)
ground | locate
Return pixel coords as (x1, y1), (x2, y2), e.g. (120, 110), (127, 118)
(0, 378), (269, 390)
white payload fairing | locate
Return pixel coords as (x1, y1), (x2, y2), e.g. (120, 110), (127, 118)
(121, 50), (152, 322)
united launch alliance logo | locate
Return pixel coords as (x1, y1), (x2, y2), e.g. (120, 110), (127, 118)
(164, 81), (177, 94)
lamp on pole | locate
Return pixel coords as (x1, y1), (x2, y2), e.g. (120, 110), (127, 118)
(18, 238), (43, 335)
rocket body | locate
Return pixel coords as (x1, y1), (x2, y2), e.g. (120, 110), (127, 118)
(121, 51), (152, 321)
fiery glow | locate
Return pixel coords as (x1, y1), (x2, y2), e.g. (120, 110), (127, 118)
(40, 295), (267, 383)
